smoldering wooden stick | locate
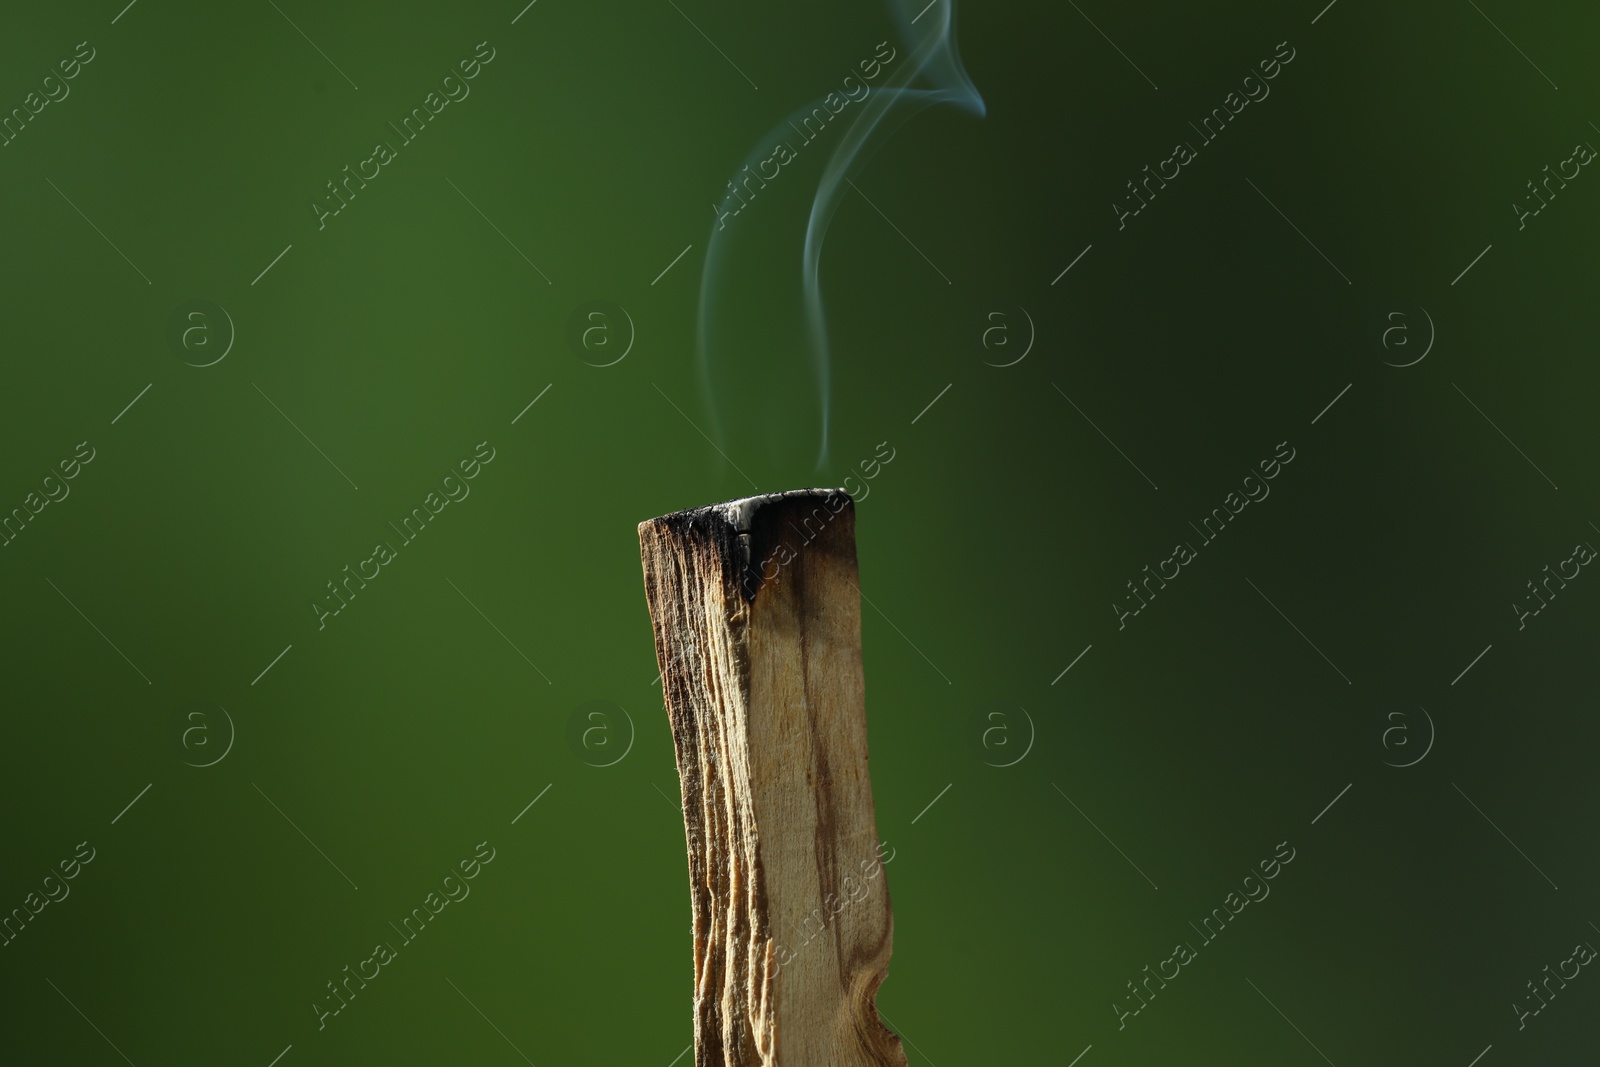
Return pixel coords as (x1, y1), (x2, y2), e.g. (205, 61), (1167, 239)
(639, 489), (906, 1067)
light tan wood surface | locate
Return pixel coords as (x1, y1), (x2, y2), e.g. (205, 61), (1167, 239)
(640, 490), (906, 1067)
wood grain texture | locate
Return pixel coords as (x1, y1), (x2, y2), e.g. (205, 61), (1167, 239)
(639, 489), (906, 1067)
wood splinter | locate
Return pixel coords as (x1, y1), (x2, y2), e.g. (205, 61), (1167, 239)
(639, 489), (906, 1067)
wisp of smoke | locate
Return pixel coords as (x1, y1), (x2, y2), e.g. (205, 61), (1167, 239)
(695, 1), (984, 471)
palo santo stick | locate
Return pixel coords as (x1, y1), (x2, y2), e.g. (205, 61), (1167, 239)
(639, 489), (905, 1067)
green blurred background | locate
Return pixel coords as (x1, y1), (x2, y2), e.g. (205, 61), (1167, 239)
(2, 0), (1598, 1063)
